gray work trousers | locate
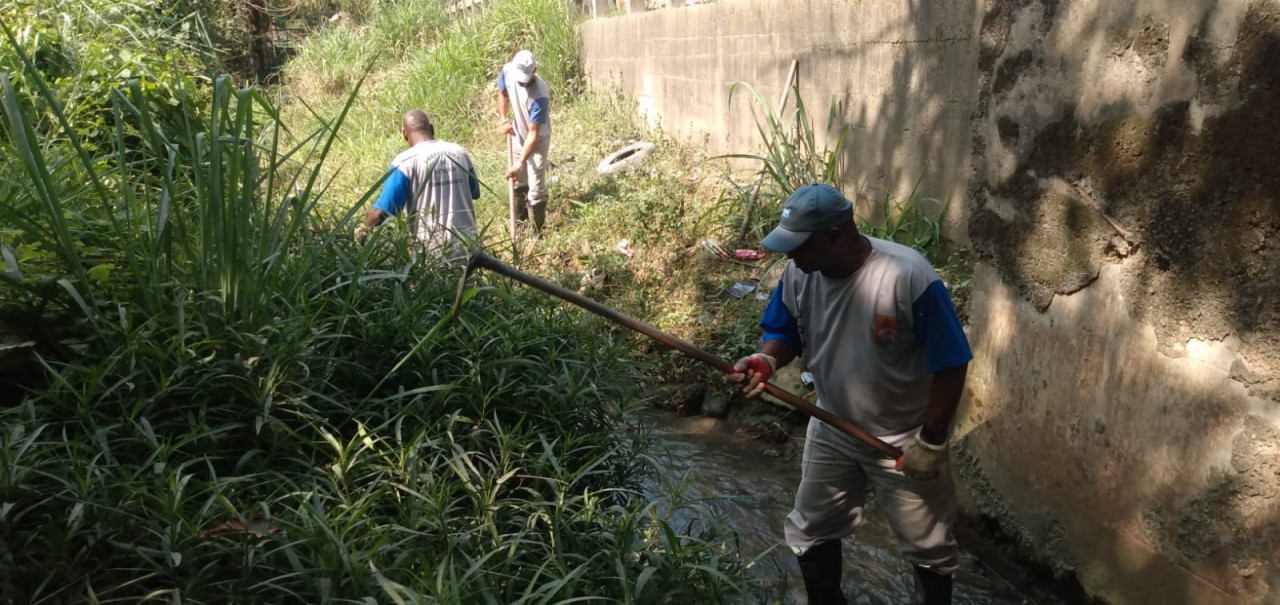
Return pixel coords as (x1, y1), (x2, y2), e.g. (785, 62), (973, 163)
(784, 417), (960, 573)
(513, 134), (550, 209)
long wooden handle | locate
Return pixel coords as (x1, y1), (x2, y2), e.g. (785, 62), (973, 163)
(506, 134), (517, 241)
(466, 252), (903, 459)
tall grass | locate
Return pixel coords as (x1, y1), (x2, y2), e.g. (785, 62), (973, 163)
(385, 0), (583, 144)
(717, 82), (947, 253)
(286, 25), (387, 98)
(0, 0), (217, 137)
(722, 83), (849, 194)
(286, 0), (582, 153)
(367, 0), (451, 57)
(713, 83), (850, 245)
(0, 21), (755, 604)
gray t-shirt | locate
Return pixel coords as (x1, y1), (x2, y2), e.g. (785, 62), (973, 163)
(500, 70), (552, 143)
(376, 140), (479, 254)
(763, 237), (973, 438)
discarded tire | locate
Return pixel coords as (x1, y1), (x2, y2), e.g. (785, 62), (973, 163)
(596, 141), (655, 175)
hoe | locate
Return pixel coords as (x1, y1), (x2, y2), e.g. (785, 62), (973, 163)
(451, 250), (903, 461)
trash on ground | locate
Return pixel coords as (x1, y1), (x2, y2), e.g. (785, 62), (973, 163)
(754, 291), (769, 301)
(735, 249), (766, 261)
(724, 281), (756, 299)
(698, 238), (732, 259)
(597, 141), (656, 175)
(613, 238), (634, 258)
(578, 268), (606, 292)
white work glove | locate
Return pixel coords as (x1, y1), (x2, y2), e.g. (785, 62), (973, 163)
(727, 353), (777, 398)
(897, 431), (948, 480)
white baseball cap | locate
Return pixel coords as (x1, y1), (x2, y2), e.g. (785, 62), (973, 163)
(509, 50), (536, 85)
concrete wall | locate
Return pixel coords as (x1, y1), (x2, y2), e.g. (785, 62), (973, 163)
(580, 0), (979, 236)
(961, 1), (1280, 603)
(582, 1), (1280, 603)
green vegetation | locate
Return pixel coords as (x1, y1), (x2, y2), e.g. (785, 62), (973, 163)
(0, 2), (754, 602)
(0, 0), (218, 146)
(278, 0), (971, 405)
(0, 0), (973, 601)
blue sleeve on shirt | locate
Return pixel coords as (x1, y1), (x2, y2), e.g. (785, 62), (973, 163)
(760, 285), (803, 356)
(468, 166), (480, 200)
(528, 97), (550, 125)
(373, 168), (411, 215)
(912, 279), (973, 373)
(496, 69), (506, 91)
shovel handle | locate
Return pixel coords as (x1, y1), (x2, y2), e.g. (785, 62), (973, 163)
(507, 134), (518, 241)
(464, 252), (903, 459)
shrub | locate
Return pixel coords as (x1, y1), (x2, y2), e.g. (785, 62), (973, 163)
(0, 34), (753, 602)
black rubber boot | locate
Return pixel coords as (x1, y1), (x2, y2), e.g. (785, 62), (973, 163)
(530, 202), (546, 234)
(513, 185), (530, 224)
(913, 566), (953, 605)
(796, 540), (846, 605)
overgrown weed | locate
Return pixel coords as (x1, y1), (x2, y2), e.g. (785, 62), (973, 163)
(0, 19), (756, 602)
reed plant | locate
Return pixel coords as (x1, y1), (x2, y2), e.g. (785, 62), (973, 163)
(717, 82), (947, 255)
(0, 22), (754, 604)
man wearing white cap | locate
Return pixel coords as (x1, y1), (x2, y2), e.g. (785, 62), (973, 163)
(496, 49), (553, 234)
(725, 184), (972, 605)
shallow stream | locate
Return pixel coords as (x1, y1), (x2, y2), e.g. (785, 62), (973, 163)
(641, 411), (1052, 604)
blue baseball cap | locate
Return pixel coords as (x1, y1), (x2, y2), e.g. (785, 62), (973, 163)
(761, 184), (854, 252)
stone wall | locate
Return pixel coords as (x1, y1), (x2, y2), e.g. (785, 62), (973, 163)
(581, 1), (1280, 603)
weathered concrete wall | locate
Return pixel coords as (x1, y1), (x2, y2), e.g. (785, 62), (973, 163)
(580, 0), (979, 236)
(582, 1), (1280, 603)
(961, 0), (1280, 603)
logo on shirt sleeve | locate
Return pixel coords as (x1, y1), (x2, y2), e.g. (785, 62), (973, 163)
(873, 314), (900, 344)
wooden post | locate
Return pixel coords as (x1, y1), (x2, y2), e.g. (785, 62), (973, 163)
(736, 59), (800, 246)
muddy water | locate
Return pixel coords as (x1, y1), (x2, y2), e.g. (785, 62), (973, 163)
(640, 411), (1040, 605)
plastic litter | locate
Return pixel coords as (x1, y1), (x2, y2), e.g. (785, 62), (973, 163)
(724, 281), (756, 299)
(699, 238), (731, 259)
(613, 238), (634, 258)
(734, 249), (766, 261)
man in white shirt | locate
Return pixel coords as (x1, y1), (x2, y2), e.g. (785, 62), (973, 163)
(496, 49), (553, 234)
(356, 110), (480, 260)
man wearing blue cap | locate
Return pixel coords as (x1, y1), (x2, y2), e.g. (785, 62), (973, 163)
(726, 184), (972, 605)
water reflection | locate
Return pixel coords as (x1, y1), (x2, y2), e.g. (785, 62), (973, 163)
(639, 411), (1035, 604)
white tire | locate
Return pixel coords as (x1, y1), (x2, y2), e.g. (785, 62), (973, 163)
(596, 141), (655, 175)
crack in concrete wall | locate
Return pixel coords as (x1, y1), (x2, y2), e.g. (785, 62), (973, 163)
(963, 3), (1280, 600)
(969, 0), (1280, 399)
